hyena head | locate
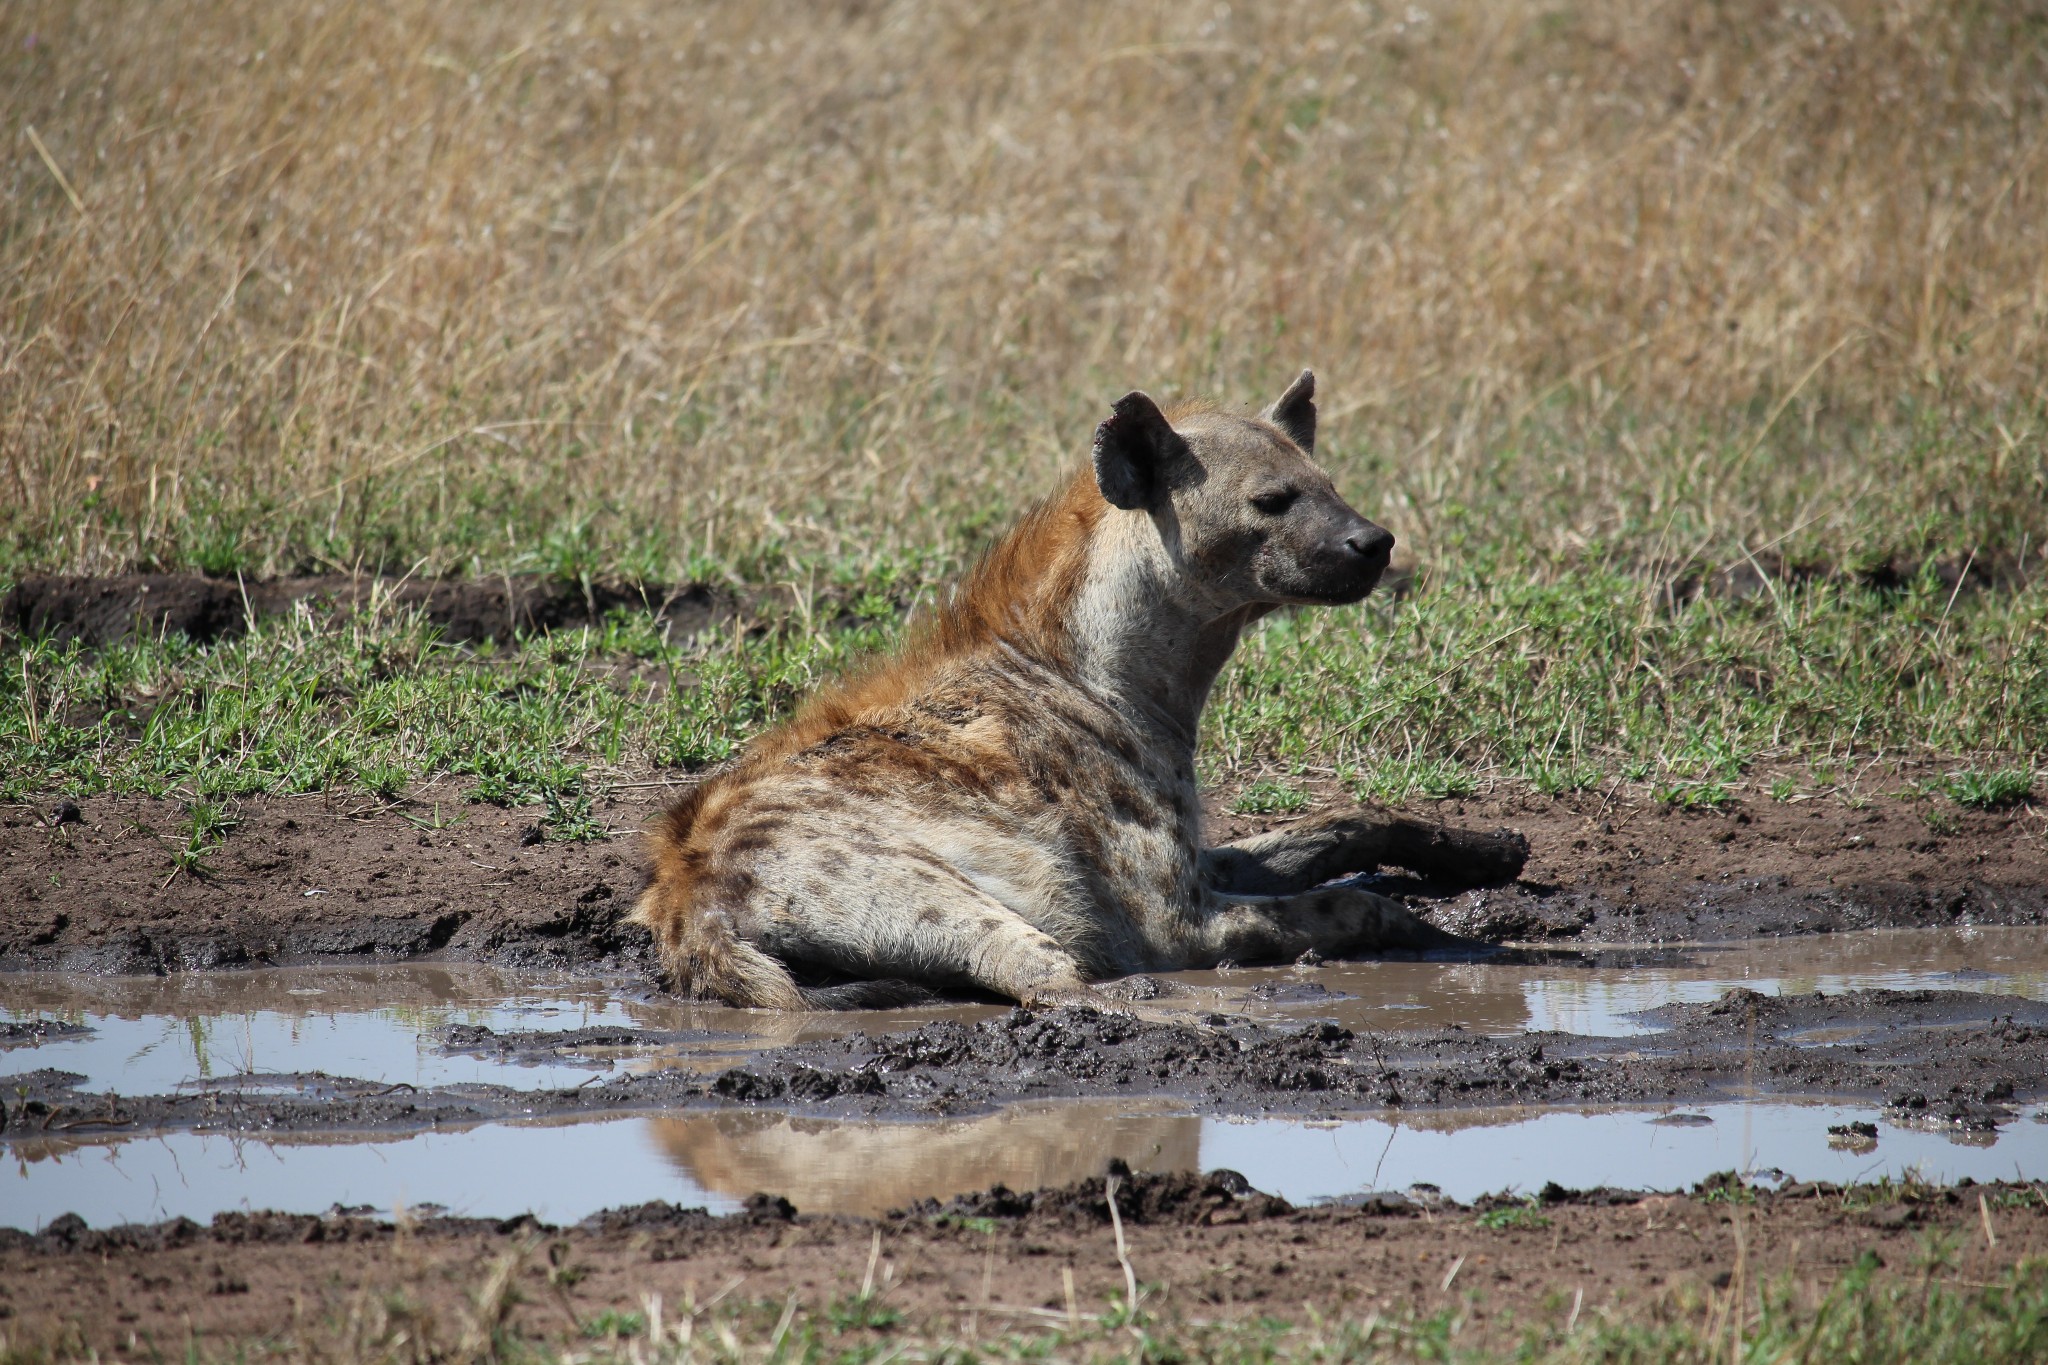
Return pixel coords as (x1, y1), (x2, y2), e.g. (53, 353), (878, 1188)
(1090, 369), (1395, 612)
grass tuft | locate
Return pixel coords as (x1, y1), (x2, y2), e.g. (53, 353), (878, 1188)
(1926, 769), (2036, 810)
(1476, 1202), (1552, 1232)
(1230, 779), (1310, 816)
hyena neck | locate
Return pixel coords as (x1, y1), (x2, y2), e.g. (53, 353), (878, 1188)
(1059, 510), (1253, 752)
(937, 471), (1252, 754)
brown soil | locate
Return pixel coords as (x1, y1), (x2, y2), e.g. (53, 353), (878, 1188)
(4, 787), (2041, 978)
(1, 794), (661, 976)
(2, 1173), (2040, 1358)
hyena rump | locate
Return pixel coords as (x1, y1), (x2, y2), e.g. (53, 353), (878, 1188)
(635, 371), (1527, 1008)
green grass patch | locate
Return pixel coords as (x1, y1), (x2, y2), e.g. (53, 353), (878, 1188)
(1230, 779), (1309, 816)
(3, 544), (2043, 817)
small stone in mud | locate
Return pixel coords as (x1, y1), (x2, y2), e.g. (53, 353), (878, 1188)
(1247, 980), (1346, 1003)
(1881, 1094), (2012, 1136)
(713, 1068), (786, 1102)
(439, 1024), (504, 1053)
(742, 1193), (797, 1222)
(0, 1018), (94, 1049)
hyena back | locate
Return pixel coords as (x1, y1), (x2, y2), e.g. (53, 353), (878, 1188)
(634, 371), (1527, 1008)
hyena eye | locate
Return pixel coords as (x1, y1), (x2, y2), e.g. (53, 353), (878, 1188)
(1250, 488), (1299, 515)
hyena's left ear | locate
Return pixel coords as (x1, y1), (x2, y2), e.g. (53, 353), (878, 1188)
(1092, 390), (1185, 511)
(1262, 369), (1316, 455)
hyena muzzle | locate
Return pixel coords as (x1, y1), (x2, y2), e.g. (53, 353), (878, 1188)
(634, 370), (1528, 1008)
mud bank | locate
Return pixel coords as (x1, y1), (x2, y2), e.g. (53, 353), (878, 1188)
(4, 789), (2044, 977)
(4, 1170), (2042, 1358)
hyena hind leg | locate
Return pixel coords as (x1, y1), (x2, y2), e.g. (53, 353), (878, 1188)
(1201, 812), (1528, 896)
(1189, 883), (1476, 967)
(747, 847), (1093, 1007)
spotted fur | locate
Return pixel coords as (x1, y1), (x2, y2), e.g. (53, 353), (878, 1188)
(634, 371), (1528, 1008)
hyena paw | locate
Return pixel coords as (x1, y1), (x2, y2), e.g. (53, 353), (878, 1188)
(1019, 985), (1130, 1017)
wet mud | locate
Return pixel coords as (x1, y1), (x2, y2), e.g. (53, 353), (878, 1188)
(4, 787), (2044, 978)
(708, 987), (2048, 1119)
(3, 1169), (2042, 1358)
(4, 986), (2043, 1140)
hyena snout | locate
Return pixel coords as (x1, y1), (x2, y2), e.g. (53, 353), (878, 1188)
(1341, 518), (1395, 574)
(1291, 508), (1395, 603)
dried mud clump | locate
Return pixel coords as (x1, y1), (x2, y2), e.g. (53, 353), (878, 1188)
(900, 1161), (1292, 1229)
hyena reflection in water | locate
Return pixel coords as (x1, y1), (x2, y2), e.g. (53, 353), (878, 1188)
(636, 371), (1527, 1008)
(652, 1109), (1201, 1219)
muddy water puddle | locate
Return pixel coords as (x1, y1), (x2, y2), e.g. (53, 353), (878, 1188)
(6, 928), (2048, 1229)
(8, 1101), (2045, 1230)
(0, 964), (979, 1096)
(1185, 926), (2048, 1036)
(8, 929), (2046, 1099)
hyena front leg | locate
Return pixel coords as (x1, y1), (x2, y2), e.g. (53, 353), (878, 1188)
(1201, 812), (1528, 895)
(1186, 884), (1470, 967)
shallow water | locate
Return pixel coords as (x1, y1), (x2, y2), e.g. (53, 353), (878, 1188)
(1176, 925), (2048, 1037)
(5, 927), (2047, 1229)
(0, 964), (971, 1096)
(6, 1101), (2042, 1229)
(7, 928), (2045, 1098)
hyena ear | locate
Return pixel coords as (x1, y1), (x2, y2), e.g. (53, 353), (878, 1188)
(1092, 390), (1183, 511)
(1262, 368), (1316, 454)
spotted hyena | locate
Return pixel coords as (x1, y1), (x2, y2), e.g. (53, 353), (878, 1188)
(635, 371), (1528, 1007)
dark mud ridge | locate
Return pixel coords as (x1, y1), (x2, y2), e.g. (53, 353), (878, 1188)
(13, 1161), (2040, 1249)
(1659, 546), (2033, 610)
(0, 572), (743, 647)
(3, 990), (2042, 1139)
(4, 791), (2045, 976)
(5, 552), (2031, 651)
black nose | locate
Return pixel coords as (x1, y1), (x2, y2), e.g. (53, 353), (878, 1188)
(1344, 524), (1395, 566)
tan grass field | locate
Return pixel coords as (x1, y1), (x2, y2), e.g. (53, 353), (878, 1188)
(5, 0), (2044, 579)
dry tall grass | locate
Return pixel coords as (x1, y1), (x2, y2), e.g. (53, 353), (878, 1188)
(4, 0), (2044, 576)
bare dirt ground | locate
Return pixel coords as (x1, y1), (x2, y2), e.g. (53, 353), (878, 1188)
(6, 782), (2043, 1136)
(2, 1171), (2041, 1358)
(4, 785), (2042, 977)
